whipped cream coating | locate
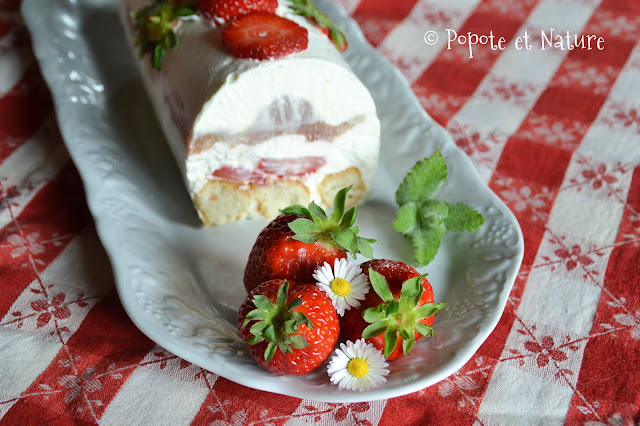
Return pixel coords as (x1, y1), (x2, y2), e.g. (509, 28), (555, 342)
(120, 0), (380, 218)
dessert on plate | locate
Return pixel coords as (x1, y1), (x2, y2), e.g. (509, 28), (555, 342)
(120, 0), (381, 226)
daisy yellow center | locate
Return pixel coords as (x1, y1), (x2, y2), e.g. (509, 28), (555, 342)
(347, 358), (369, 378)
(330, 278), (351, 296)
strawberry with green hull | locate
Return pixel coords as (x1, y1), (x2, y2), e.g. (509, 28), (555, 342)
(243, 186), (375, 293)
(238, 279), (339, 375)
(340, 259), (446, 360)
(130, 0), (197, 70)
(288, 0), (348, 51)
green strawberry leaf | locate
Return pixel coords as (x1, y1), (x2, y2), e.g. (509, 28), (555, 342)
(399, 275), (425, 309)
(362, 305), (386, 323)
(329, 185), (349, 225)
(284, 186), (374, 258)
(415, 323), (434, 338)
(308, 201), (327, 222)
(383, 328), (398, 358)
(288, 218), (321, 235)
(385, 300), (400, 317)
(340, 206), (357, 228)
(264, 341), (277, 362)
(288, 0), (348, 51)
(368, 268), (394, 303)
(130, 0), (196, 70)
(288, 335), (310, 349)
(290, 234), (320, 244)
(402, 333), (415, 354)
(356, 237), (374, 259)
(280, 205), (311, 218)
(414, 302), (446, 319)
(362, 320), (388, 339)
(331, 228), (358, 257)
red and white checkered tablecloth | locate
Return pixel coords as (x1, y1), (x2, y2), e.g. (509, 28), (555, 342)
(1, 0), (639, 423)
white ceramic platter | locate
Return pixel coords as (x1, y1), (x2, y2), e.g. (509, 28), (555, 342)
(22, 0), (524, 402)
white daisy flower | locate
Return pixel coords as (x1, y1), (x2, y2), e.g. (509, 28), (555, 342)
(327, 339), (389, 392)
(313, 258), (369, 316)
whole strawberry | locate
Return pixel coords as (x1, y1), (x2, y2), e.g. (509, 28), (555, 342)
(340, 259), (446, 360)
(243, 186), (375, 293)
(198, 0), (277, 25)
(238, 279), (339, 375)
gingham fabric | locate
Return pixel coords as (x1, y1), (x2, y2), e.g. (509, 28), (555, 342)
(1, 0), (639, 424)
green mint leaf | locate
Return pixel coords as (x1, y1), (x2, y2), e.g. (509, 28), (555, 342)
(419, 199), (448, 222)
(368, 268), (394, 303)
(407, 218), (446, 266)
(395, 150), (447, 205)
(443, 202), (485, 232)
(393, 202), (418, 234)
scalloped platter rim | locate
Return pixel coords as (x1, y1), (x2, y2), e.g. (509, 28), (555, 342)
(22, 0), (524, 403)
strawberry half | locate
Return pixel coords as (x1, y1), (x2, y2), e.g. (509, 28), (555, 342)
(237, 279), (340, 375)
(222, 12), (308, 60)
(198, 0), (277, 25)
(243, 186), (375, 293)
(340, 259), (446, 360)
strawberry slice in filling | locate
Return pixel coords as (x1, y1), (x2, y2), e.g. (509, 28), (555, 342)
(257, 156), (326, 177)
(212, 156), (326, 185)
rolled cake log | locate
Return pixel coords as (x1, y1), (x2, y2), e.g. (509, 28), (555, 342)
(120, 0), (380, 226)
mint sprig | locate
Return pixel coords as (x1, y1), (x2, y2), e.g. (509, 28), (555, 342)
(393, 150), (485, 266)
(280, 186), (375, 258)
(130, 0), (197, 70)
(288, 0), (348, 51)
